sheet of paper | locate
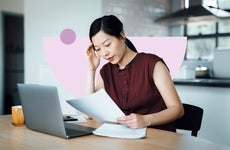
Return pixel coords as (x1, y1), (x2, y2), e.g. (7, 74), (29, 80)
(67, 89), (147, 139)
(93, 123), (146, 139)
(66, 89), (125, 123)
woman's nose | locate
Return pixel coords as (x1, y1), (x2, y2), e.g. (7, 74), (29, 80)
(101, 48), (109, 56)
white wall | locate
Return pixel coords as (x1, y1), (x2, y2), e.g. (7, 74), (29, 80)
(0, 0), (24, 114)
(24, 0), (102, 114)
(24, 0), (102, 84)
(0, 0), (23, 12)
(176, 85), (230, 147)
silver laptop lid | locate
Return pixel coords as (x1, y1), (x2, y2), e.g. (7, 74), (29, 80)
(17, 84), (67, 138)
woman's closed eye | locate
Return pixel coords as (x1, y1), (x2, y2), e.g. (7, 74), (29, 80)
(105, 43), (111, 47)
(94, 43), (110, 52)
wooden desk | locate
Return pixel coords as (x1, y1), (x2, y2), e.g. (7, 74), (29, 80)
(0, 115), (228, 150)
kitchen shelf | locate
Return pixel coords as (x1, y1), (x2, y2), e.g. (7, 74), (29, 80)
(173, 78), (230, 88)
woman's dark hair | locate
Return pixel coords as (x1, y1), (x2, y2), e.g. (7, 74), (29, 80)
(89, 15), (137, 52)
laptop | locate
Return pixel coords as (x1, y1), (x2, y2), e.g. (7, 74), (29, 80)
(17, 83), (95, 139)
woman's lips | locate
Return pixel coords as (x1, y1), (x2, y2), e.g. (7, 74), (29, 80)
(107, 56), (114, 62)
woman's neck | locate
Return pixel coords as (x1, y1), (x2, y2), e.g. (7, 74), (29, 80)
(118, 48), (137, 69)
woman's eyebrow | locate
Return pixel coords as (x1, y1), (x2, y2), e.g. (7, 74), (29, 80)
(94, 39), (109, 48)
(102, 39), (109, 44)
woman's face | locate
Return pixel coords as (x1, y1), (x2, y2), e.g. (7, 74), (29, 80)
(92, 30), (126, 64)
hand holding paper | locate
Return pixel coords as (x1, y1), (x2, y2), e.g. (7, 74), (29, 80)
(67, 89), (125, 123)
(67, 89), (146, 139)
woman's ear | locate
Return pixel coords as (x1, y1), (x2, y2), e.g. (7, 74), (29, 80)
(120, 31), (126, 41)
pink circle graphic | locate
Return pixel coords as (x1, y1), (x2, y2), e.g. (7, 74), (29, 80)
(60, 28), (76, 44)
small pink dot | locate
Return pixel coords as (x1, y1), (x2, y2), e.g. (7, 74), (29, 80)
(60, 28), (76, 44)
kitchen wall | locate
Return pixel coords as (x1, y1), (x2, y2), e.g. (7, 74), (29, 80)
(102, 0), (170, 36)
(24, 0), (170, 114)
(24, 0), (102, 84)
(0, 0), (171, 116)
(0, 0), (24, 115)
(2, 0), (229, 147)
(24, 0), (103, 114)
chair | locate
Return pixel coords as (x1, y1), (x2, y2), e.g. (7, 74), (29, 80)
(175, 103), (203, 137)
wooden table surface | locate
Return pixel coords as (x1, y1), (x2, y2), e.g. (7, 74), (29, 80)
(0, 115), (229, 150)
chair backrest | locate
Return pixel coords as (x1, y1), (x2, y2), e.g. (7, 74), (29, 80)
(175, 103), (203, 137)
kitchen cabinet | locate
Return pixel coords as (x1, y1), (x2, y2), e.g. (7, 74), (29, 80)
(175, 85), (230, 147)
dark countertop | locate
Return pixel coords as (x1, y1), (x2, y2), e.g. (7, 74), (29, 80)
(173, 78), (230, 88)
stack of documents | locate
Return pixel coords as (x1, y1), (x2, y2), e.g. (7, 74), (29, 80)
(67, 89), (146, 139)
(93, 123), (146, 139)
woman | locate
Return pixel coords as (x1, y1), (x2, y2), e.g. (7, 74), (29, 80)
(85, 15), (184, 132)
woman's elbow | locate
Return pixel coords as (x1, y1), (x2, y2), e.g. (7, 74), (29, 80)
(178, 104), (184, 119)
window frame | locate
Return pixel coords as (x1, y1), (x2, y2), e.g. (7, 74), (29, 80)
(184, 21), (230, 61)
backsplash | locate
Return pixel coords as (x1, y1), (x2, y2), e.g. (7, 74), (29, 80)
(102, 0), (170, 36)
(175, 60), (213, 79)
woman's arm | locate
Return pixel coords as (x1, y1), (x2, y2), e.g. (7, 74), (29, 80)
(147, 61), (184, 125)
(117, 61), (184, 129)
(85, 68), (104, 95)
(84, 43), (104, 95)
(84, 44), (104, 119)
(85, 69), (96, 95)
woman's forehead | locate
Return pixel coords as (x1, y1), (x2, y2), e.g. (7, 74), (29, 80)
(92, 31), (113, 46)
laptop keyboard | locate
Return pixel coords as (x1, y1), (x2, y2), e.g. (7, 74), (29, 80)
(64, 123), (95, 137)
(65, 128), (89, 135)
